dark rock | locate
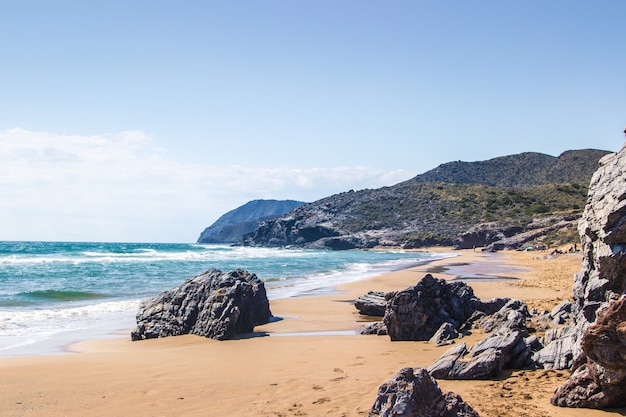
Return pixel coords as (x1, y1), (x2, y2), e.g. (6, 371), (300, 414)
(427, 330), (532, 380)
(369, 367), (480, 417)
(355, 291), (387, 316)
(383, 274), (481, 341)
(474, 299), (529, 334)
(361, 321), (388, 336)
(475, 297), (511, 315)
(551, 297), (626, 408)
(428, 299), (538, 379)
(429, 322), (460, 346)
(453, 223), (523, 250)
(131, 269), (272, 341)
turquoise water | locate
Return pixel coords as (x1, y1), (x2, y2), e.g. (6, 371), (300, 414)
(0, 241), (452, 356)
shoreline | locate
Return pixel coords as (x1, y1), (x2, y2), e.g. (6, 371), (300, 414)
(0, 248), (453, 358)
(2, 248), (624, 416)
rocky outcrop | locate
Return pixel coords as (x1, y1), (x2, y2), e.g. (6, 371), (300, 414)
(383, 274), (481, 341)
(197, 199), (304, 244)
(355, 291), (387, 316)
(427, 300), (538, 380)
(453, 222), (523, 250)
(570, 147), (626, 343)
(428, 330), (536, 380)
(551, 297), (626, 408)
(547, 143), (626, 408)
(131, 269), (272, 341)
(429, 322), (460, 346)
(456, 215), (580, 251)
(369, 367), (480, 417)
(533, 325), (577, 370)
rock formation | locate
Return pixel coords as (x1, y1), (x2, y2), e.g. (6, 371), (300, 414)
(427, 300), (538, 380)
(551, 297), (626, 408)
(383, 274), (482, 341)
(197, 199), (304, 244)
(354, 291), (387, 316)
(131, 269), (272, 341)
(369, 367), (480, 417)
(547, 143), (626, 408)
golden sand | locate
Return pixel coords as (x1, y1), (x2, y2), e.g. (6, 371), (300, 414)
(1, 249), (624, 417)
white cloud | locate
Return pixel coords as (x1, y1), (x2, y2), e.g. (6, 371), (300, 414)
(0, 128), (413, 242)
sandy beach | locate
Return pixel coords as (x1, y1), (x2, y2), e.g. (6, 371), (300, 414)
(1, 248), (624, 417)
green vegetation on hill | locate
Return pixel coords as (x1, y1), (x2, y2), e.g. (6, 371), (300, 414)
(243, 148), (611, 249)
(413, 149), (608, 188)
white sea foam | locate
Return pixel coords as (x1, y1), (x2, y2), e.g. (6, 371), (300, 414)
(0, 300), (140, 356)
(0, 242), (457, 357)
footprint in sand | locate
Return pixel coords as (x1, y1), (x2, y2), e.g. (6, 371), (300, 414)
(312, 397), (331, 405)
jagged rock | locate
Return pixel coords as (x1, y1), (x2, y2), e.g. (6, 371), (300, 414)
(369, 367), (480, 417)
(473, 299), (529, 334)
(571, 145), (626, 350)
(361, 321), (388, 336)
(533, 325), (577, 370)
(383, 274), (482, 341)
(131, 269), (272, 341)
(427, 299), (538, 379)
(546, 143), (626, 407)
(551, 297), (626, 408)
(429, 322), (459, 346)
(490, 218), (580, 251)
(427, 329), (533, 379)
(355, 291), (387, 316)
(550, 300), (573, 318)
(453, 223), (523, 250)
(476, 297), (511, 315)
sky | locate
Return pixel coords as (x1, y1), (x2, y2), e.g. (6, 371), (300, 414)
(1, 1), (625, 243)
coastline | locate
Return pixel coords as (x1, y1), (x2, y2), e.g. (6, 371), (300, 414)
(1, 249), (624, 416)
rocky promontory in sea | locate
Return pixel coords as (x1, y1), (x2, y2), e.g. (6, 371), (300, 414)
(197, 199), (304, 244)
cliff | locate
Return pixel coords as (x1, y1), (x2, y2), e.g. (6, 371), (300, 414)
(197, 199), (305, 244)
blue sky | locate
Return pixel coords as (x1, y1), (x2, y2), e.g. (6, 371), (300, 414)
(1, 1), (625, 242)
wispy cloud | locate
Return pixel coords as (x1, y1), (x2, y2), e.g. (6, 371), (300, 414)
(0, 128), (413, 242)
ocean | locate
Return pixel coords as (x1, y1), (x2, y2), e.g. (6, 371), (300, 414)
(0, 241), (453, 357)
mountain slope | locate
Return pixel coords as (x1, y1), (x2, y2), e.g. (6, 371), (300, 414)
(413, 149), (608, 188)
(197, 199), (305, 244)
(242, 149), (610, 250)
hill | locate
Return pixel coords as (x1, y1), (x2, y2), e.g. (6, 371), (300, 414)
(413, 149), (609, 188)
(197, 199), (305, 244)
(242, 149), (610, 250)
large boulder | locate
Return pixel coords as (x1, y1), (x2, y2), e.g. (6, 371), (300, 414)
(383, 274), (481, 341)
(355, 291), (387, 316)
(369, 367), (480, 417)
(551, 296), (626, 408)
(427, 330), (534, 380)
(131, 269), (272, 341)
